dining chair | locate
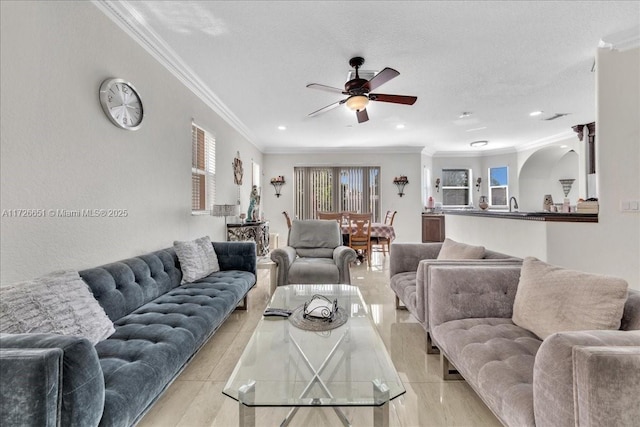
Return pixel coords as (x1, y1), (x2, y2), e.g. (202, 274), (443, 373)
(348, 213), (373, 267)
(371, 210), (396, 256)
(317, 211), (343, 223)
(282, 211), (293, 229)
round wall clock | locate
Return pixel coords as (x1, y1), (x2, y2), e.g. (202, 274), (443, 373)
(99, 78), (144, 130)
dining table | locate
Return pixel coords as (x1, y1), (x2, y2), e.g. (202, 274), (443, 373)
(340, 222), (396, 241)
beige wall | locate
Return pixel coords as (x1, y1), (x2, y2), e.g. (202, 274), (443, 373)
(0, 2), (261, 284)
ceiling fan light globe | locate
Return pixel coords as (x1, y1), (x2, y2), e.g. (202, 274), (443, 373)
(346, 95), (369, 111)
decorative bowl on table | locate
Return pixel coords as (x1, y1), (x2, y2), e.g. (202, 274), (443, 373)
(289, 294), (348, 331)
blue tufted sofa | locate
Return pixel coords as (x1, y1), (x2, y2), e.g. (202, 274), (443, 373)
(0, 241), (256, 427)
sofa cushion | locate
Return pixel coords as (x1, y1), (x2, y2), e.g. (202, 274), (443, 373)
(437, 238), (485, 260)
(0, 271), (115, 345)
(288, 258), (339, 284)
(433, 318), (541, 427)
(174, 236), (220, 284)
(96, 269), (254, 427)
(389, 272), (420, 321)
(512, 257), (628, 340)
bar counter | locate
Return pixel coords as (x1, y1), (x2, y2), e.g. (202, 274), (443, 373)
(443, 209), (598, 223)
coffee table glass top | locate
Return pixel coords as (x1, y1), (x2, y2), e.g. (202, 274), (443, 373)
(222, 284), (405, 407)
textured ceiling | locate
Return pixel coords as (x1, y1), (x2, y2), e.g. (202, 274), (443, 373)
(102, 1), (640, 153)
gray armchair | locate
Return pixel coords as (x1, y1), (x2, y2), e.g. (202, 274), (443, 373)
(270, 220), (357, 287)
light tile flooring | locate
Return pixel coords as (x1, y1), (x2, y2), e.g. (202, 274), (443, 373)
(139, 253), (501, 427)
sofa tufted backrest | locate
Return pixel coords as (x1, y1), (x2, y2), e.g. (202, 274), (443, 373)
(79, 249), (182, 322)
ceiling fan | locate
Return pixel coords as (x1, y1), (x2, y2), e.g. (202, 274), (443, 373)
(306, 56), (417, 123)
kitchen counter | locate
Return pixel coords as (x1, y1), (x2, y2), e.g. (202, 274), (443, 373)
(443, 209), (598, 223)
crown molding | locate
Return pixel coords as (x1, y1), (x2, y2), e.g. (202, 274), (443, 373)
(262, 145), (425, 155)
(515, 130), (575, 153)
(432, 146), (517, 158)
(599, 27), (640, 52)
(92, 0), (258, 148)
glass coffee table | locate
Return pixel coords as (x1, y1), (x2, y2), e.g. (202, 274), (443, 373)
(223, 284), (405, 427)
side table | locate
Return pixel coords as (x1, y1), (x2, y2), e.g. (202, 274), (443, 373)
(257, 257), (277, 295)
(226, 221), (270, 256)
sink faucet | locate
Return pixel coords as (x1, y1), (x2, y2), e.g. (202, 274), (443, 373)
(509, 196), (519, 212)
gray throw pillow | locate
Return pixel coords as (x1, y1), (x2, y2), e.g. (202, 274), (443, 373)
(0, 270), (115, 345)
(173, 235), (220, 284)
(437, 238), (485, 260)
(512, 257), (628, 340)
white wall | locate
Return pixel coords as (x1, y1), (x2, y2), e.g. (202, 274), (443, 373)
(445, 214), (548, 260)
(549, 46), (639, 289)
(442, 47), (639, 289)
(262, 150), (423, 244)
(518, 137), (584, 212)
(421, 151), (434, 206)
(432, 151), (518, 208)
(0, 2), (262, 285)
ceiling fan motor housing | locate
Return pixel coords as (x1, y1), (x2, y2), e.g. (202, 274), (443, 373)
(345, 78), (368, 93)
(346, 57), (368, 93)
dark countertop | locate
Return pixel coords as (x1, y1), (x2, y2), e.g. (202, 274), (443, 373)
(442, 209), (598, 223)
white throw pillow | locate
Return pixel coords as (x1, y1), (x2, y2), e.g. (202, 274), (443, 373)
(0, 270), (115, 345)
(512, 257), (628, 340)
(173, 235), (220, 284)
(437, 238), (486, 260)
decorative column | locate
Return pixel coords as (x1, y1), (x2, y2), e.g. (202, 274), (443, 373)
(572, 122), (596, 174)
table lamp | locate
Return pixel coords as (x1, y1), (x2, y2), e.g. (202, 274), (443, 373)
(211, 204), (240, 225)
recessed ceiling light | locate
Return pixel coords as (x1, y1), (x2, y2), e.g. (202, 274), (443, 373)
(529, 111), (543, 117)
(277, 125), (286, 130)
(459, 112), (472, 118)
(396, 124), (405, 129)
(470, 140), (488, 147)
(466, 126), (487, 132)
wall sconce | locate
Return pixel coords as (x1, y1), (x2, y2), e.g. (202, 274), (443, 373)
(393, 175), (409, 197)
(435, 178), (441, 193)
(476, 177), (482, 192)
(211, 204), (240, 225)
(270, 176), (285, 197)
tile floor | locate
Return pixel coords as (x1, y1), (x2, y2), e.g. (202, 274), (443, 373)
(138, 253), (501, 427)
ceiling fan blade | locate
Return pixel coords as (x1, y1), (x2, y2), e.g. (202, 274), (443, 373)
(363, 67), (400, 92)
(356, 108), (369, 123)
(306, 83), (347, 94)
(369, 93), (417, 105)
(308, 99), (346, 117)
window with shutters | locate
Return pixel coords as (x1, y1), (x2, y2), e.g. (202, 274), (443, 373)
(191, 123), (216, 213)
(442, 168), (470, 207)
(293, 166), (380, 222)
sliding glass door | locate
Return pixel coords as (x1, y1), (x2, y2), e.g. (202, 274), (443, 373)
(294, 166), (380, 222)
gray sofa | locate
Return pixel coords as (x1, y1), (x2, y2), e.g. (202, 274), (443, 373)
(427, 263), (640, 427)
(389, 241), (521, 352)
(270, 219), (356, 287)
(0, 241), (256, 427)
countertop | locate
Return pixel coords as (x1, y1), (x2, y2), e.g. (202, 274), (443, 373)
(441, 209), (598, 223)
